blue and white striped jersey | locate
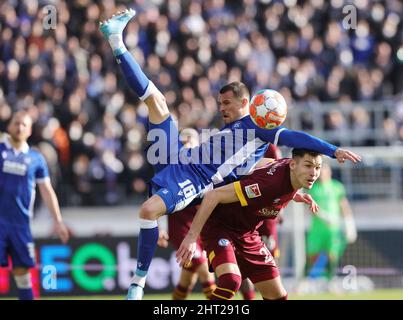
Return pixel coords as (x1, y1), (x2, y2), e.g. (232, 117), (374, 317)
(178, 115), (336, 185)
(0, 135), (49, 226)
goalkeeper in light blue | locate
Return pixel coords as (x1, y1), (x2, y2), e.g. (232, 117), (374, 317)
(99, 9), (361, 300)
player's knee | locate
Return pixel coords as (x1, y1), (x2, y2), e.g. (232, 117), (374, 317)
(139, 202), (158, 220)
(210, 273), (242, 300)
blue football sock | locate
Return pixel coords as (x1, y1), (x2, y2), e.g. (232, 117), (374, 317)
(133, 219), (159, 287)
(17, 288), (34, 300)
(116, 51), (150, 98)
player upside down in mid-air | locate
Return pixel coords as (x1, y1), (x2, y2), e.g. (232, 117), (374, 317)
(99, 9), (361, 299)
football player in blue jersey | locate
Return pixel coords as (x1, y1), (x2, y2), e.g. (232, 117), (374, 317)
(0, 111), (69, 300)
(99, 9), (361, 299)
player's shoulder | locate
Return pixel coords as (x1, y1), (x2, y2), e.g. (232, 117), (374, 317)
(253, 158), (290, 177)
(28, 147), (46, 161)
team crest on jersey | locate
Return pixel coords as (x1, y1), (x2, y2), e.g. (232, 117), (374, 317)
(232, 121), (241, 129)
(245, 183), (261, 198)
(218, 239), (230, 247)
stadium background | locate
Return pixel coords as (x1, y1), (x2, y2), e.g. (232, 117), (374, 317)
(0, 0), (402, 299)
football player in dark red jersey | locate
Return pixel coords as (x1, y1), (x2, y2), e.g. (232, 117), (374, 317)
(176, 149), (321, 300)
(240, 144), (283, 300)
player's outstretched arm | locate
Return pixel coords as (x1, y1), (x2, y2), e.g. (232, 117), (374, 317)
(273, 128), (361, 163)
(176, 184), (238, 267)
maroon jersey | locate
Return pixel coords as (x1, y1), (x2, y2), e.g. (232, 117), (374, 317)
(209, 158), (297, 234)
(264, 144), (282, 159)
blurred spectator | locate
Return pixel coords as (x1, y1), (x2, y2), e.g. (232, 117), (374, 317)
(0, 0), (402, 205)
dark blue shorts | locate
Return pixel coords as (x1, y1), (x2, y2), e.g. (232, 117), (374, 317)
(147, 116), (212, 214)
(0, 222), (35, 268)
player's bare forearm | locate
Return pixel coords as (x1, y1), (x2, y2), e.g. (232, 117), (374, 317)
(189, 184), (238, 237)
(176, 192), (219, 266)
(188, 194), (218, 239)
(38, 180), (63, 223)
(177, 183), (239, 266)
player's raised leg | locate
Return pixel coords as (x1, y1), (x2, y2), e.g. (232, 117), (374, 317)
(99, 9), (169, 124)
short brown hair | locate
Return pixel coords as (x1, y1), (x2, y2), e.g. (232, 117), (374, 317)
(219, 81), (250, 100)
(291, 148), (322, 159)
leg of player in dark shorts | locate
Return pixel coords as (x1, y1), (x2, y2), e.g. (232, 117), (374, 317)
(239, 278), (256, 300)
(164, 208), (215, 299)
(206, 244), (243, 300)
(235, 236), (287, 300)
(173, 254), (215, 300)
(202, 225), (243, 300)
(1, 224), (36, 300)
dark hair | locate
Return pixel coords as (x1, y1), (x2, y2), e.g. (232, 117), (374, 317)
(219, 81), (250, 100)
(292, 148), (322, 159)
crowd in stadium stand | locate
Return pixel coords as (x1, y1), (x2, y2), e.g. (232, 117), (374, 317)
(0, 0), (402, 206)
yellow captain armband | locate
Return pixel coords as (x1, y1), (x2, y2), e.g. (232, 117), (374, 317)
(234, 181), (248, 207)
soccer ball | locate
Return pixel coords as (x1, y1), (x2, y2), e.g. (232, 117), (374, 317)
(249, 89), (287, 130)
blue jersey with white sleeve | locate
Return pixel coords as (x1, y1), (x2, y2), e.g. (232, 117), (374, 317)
(0, 135), (50, 226)
(149, 115), (337, 213)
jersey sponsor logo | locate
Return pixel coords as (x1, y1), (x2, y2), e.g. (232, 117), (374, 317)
(266, 162), (281, 175)
(218, 238), (230, 247)
(258, 207), (280, 217)
(2, 160), (28, 176)
(245, 183), (261, 198)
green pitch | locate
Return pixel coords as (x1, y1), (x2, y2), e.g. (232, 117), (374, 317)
(4, 288), (399, 300)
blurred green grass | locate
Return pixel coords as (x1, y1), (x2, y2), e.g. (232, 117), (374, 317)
(2, 288), (400, 300)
